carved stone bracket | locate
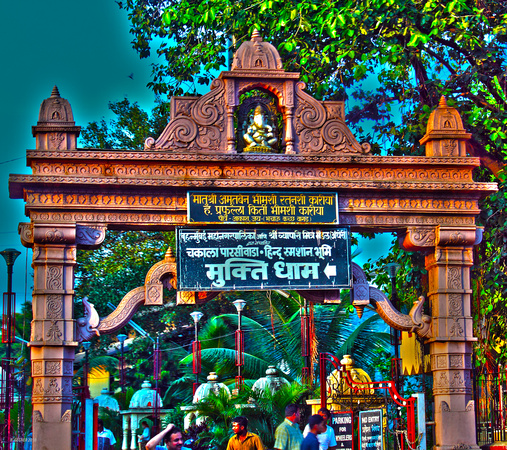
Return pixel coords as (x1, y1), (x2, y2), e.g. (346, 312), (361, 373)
(76, 224), (107, 249)
(351, 262), (432, 339)
(75, 248), (177, 341)
(19, 222), (34, 248)
(370, 289), (432, 339)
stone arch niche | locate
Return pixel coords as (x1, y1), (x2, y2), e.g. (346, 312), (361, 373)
(9, 33), (496, 450)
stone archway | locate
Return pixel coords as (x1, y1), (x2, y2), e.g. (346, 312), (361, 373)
(9, 33), (496, 450)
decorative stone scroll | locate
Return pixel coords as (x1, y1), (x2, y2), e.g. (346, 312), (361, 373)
(145, 79), (226, 152)
(350, 263), (432, 338)
(144, 32), (370, 156)
(294, 83), (369, 155)
(76, 247), (178, 340)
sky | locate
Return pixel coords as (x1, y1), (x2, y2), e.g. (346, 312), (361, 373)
(1, 1), (391, 310)
(1, 1), (159, 307)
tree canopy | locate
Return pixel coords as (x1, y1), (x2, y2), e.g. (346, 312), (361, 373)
(120, 0), (506, 159)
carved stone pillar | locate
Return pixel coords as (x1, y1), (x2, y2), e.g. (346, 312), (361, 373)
(19, 222), (106, 450)
(402, 226), (480, 450)
(22, 223), (78, 449)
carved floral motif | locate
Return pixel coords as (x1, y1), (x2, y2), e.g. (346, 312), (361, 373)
(450, 355), (463, 368)
(46, 321), (63, 341)
(46, 266), (63, 290)
(46, 361), (61, 375)
(449, 318), (464, 337)
(46, 378), (61, 395)
(63, 361), (73, 375)
(61, 410), (72, 422)
(33, 361), (43, 376)
(448, 294), (463, 316)
(448, 267), (462, 290)
(46, 295), (63, 319)
(45, 228), (64, 242)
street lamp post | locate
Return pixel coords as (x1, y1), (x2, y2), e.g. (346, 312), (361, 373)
(0, 248), (20, 450)
(117, 334), (127, 393)
(232, 299), (246, 393)
(386, 262), (402, 450)
(190, 311), (204, 395)
(386, 262), (402, 394)
(301, 299), (312, 384)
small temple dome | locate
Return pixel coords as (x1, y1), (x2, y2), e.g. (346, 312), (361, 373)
(423, 96), (467, 134)
(36, 86), (76, 125)
(193, 372), (231, 403)
(32, 86), (81, 150)
(231, 30), (283, 71)
(95, 388), (120, 411)
(252, 366), (290, 393)
(129, 380), (163, 409)
(327, 355), (374, 395)
(419, 96), (471, 157)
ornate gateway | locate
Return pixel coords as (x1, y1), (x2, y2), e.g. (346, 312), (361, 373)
(9, 33), (496, 450)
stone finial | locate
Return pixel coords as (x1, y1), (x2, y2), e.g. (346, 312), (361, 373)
(231, 31), (284, 71)
(32, 86), (81, 150)
(419, 96), (471, 157)
(251, 29), (262, 42)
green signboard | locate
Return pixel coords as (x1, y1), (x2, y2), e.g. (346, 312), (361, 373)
(177, 226), (351, 291)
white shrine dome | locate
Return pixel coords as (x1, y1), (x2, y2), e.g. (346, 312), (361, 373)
(129, 380), (163, 409)
(95, 388), (120, 411)
(252, 366), (290, 393)
(193, 372), (231, 403)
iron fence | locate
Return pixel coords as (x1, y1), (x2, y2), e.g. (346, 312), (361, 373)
(474, 364), (507, 446)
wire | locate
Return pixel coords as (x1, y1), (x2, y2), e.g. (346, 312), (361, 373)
(0, 157), (24, 165)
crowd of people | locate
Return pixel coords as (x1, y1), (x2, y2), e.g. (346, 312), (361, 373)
(137, 404), (337, 450)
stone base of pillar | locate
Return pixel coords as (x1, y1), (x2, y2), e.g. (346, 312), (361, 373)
(33, 417), (73, 450)
(434, 403), (479, 450)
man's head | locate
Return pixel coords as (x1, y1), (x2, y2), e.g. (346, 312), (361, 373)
(164, 426), (184, 450)
(141, 421), (149, 429)
(308, 414), (325, 434)
(97, 419), (104, 432)
(285, 404), (301, 423)
(232, 416), (248, 436)
(318, 408), (331, 424)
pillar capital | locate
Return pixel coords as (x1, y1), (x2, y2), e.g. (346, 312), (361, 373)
(400, 225), (481, 252)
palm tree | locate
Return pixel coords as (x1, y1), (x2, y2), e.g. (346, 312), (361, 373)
(172, 290), (390, 396)
(192, 382), (310, 450)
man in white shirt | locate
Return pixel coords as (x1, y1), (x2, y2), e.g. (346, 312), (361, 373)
(97, 419), (117, 450)
(303, 408), (337, 450)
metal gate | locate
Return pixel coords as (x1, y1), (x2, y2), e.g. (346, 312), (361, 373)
(474, 364), (507, 446)
(319, 353), (418, 450)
